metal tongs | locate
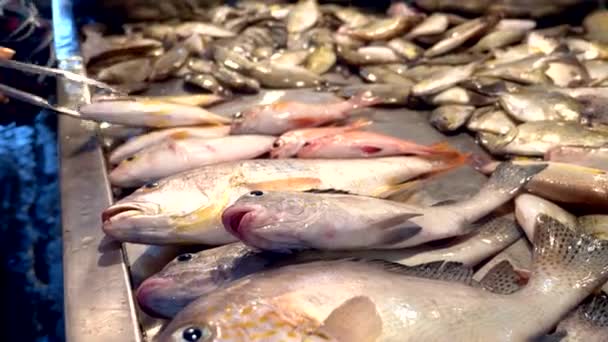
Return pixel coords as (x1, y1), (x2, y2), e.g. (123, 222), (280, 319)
(0, 57), (121, 117)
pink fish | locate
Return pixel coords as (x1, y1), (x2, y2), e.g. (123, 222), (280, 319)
(296, 130), (463, 159)
(230, 92), (380, 135)
(270, 119), (372, 158)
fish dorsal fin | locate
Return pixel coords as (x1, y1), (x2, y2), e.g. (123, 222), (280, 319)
(479, 260), (526, 295)
(304, 189), (353, 195)
(316, 296), (382, 342)
(367, 259), (474, 285)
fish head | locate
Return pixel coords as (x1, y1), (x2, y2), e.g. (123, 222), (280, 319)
(102, 175), (218, 244)
(230, 105), (268, 134)
(222, 190), (325, 251)
(269, 134), (302, 158)
(156, 297), (329, 342)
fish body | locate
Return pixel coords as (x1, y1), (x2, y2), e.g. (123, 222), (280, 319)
(550, 294), (608, 342)
(230, 93), (378, 135)
(515, 193), (576, 241)
(359, 66), (414, 85)
(109, 126), (230, 164)
(248, 62), (323, 89)
(467, 107), (516, 135)
(102, 157), (460, 245)
(79, 99), (230, 127)
(412, 61), (479, 96)
(149, 44), (189, 81)
(499, 91), (581, 122)
(387, 38), (423, 61)
(336, 84), (411, 106)
(306, 44), (336, 74)
(287, 0), (319, 34)
(96, 58), (151, 84)
(545, 146), (608, 171)
(109, 135), (276, 188)
(470, 29), (526, 52)
(424, 17), (496, 57)
(406, 13), (449, 39)
(430, 105), (475, 132)
(430, 86), (494, 106)
(347, 16), (419, 41)
(478, 54), (550, 84)
(222, 162), (544, 251)
(158, 216), (608, 342)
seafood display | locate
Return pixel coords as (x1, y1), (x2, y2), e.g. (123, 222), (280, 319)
(53, 0), (608, 341)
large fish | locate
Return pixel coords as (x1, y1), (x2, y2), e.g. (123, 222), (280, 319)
(221, 162), (544, 251)
(102, 157), (465, 245)
(545, 146), (608, 171)
(109, 135), (276, 188)
(157, 215), (608, 341)
(230, 93), (379, 135)
(137, 215), (520, 318)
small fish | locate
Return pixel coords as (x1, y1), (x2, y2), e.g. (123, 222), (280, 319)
(359, 66), (414, 85)
(336, 45), (401, 65)
(212, 45), (255, 72)
(545, 146), (608, 171)
(212, 65), (261, 94)
(478, 54), (551, 85)
(498, 90), (581, 122)
(430, 105), (475, 132)
(270, 49), (310, 67)
(96, 58), (152, 84)
(469, 29), (527, 52)
(187, 58), (215, 74)
(79, 98), (230, 128)
(149, 44), (190, 81)
(430, 86), (494, 106)
(159, 215), (608, 341)
(296, 131), (461, 159)
(406, 13), (449, 39)
(584, 10), (608, 44)
(271, 119), (371, 159)
(459, 77), (522, 96)
(102, 157), (461, 245)
(325, 5), (370, 29)
(173, 22), (236, 39)
(387, 38), (423, 61)
(287, 0), (320, 34)
(412, 61), (479, 96)
(347, 16), (420, 41)
(109, 126), (230, 164)
(494, 19), (536, 32)
(336, 84), (411, 106)
(109, 135), (276, 188)
(467, 107), (517, 136)
(566, 38), (608, 61)
(544, 55), (590, 87)
(479, 121), (608, 156)
(222, 162), (543, 251)
(305, 44), (336, 75)
(184, 73), (231, 96)
(248, 62), (323, 89)
(424, 16), (497, 57)
(230, 92), (379, 135)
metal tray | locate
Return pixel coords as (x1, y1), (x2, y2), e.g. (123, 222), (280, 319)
(53, 2), (490, 341)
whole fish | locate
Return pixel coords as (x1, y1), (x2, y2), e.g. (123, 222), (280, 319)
(158, 216), (608, 342)
(347, 15), (420, 41)
(102, 157), (464, 245)
(430, 86), (494, 106)
(109, 126), (230, 164)
(305, 44), (336, 74)
(545, 146), (608, 171)
(221, 162), (544, 251)
(498, 90), (581, 122)
(295, 131), (460, 159)
(137, 215), (520, 318)
(412, 61), (479, 96)
(469, 29), (527, 52)
(406, 13), (449, 39)
(287, 0), (319, 34)
(424, 16), (497, 57)
(430, 105), (475, 132)
(545, 293), (608, 342)
(477, 54), (550, 85)
(78, 98), (230, 128)
(336, 45), (402, 65)
(387, 38), (423, 61)
(270, 119), (371, 158)
(460, 77), (523, 96)
(230, 92), (379, 135)
(479, 122), (608, 156)
(467, 107), (517, 136)
(109, 135), (276, 188)
(248, 62), (323, 89)
(336, 84), (411, 106)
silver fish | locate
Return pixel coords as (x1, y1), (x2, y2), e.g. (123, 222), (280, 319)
(424, 16), (497, 57)
(498, 90), (581, 122)
(515, 193), (577, 241)
(430, 86), (494, 106)
(430, 105), (475, 132)
(213, 65), (261, 94)
(406, 13), (449, 39)
(158, 217), (608, 342)
(336, 44), (401, 65)
(359, 66), (415, 85)
(477, 53), (550, 84)
(96, 58), (151, 84)
(248, 62), (323, 89)
(545, 146), (608, 171)
(336, 84), (411, 106)
(184, 73), (231, 95)
(467, 107), (517, 136)
(347, 15), (421, 41)
(305, 44), (336, 75)
(149, 44), (190, 81)
(287, 0), (319, 34)
(469, 29), (527, 52)
(412, 61), (479, 96)
(221, 162), (544, 251)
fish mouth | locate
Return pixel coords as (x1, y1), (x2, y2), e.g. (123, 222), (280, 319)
(222, 207), (256, 240)
(136, 277), (176, 318)
(102, 204), (146, 223)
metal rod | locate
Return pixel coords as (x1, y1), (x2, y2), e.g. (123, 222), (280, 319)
(0, 83), (81, 117)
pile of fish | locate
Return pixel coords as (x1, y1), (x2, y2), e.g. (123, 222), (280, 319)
(78, 1), (608, 341)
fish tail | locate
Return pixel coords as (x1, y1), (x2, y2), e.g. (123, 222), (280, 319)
(528, 214), (608, 294)
(483, 161), (546, 194)
(427, 151), (470, 176)
(425, 141), (468, 158)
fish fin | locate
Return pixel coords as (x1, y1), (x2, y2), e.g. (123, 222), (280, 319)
(168, 131), (191, 140)
(430, 199), (459, 207)
(531, 215), (608, 291)
(304, 189), (353, 195)
(373, 179), (425, 198)
(316, 296), (382, 342)
(530, 332), (567, 342)
(479, 260), (527, 295)
(427, 141), (463, 157)
(484, 161), (547, 194)
(426, 151), (470, 177)
(244, 177), (322, 191)
(366, 260), (475, 285)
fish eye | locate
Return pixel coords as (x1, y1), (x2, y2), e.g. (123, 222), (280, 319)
(181, 326), (212, 342)
(233, 111), (243, 119)
(248, 190), (264, 197)
(126, 156), (136, 162)
(272, 140), (282, 148)
(177, 253), (193, 262)
(144, 182), (159, 189)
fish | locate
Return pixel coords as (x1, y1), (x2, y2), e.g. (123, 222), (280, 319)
(469, 29), (527, 52)
(212, 65), (261, 94)
(412, 61), (479, 96)
(184, 73), (231, 95)
(101, 157), (464, 245)
(149, 44), (190, 81)
(295, 131), (461, 159)
(467, 107), (517, 136)
(526, 31), (560, 55)
(544, 293), (608, 342)
(424, 16), (497, 57)
(305, 44), (336, 75)
(221, 162), (544, 251)
(109, 126), (230, 164)
(477, 54), (550, 84)
(359, 66), (414, 85)
(405, 13), (449, 39)
(270, 119), (371, 159)
(479, 121), (608, 156)
(109, 135), (276, 188)
(498, 90), (581, 122)
(495, 19), (536, 32)
(248, 62), (323, 89)
(429, 86), (494, 106)
(212, 45), (255, 72)
(137, 214), (520, 318)
(514, 193), (577, 241)
(460, 77), (523, 96)
(230, 92), (379, 135)
(545, 146), (608, 171)
(158, 215), (608, 341)
(287, 0), (319, 34)
(543, 55), (590, 87)
(325, 5), (370, 29)
(78, 98), (230, 128)
(387, 38), (424, 61)
(584, 9), (608, 44)
(336, 45), (402, 65)
(429, 105), (475, 132)
(270, 49), (310, 67)
(96, 58), (152, 84)
(173, 22), (236, 39)
(336, 84), (410, 106)
(583, 60), (608, 85)
(566, 38), (608, 61)
(347, 15), (420, 41)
